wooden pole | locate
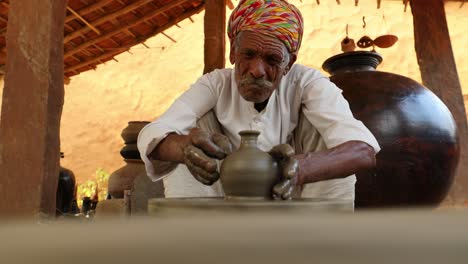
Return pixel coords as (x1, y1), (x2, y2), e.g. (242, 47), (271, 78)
(203, 0), (226, 74)
(410, 0), (468, 204)
(0, 0), (67, 217)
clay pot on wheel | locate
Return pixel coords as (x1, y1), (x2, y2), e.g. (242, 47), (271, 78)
(322, 51), (459, 208)
(220, 130), (280, 199)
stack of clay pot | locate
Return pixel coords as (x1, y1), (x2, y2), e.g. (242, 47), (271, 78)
(108, 121), (150, 198)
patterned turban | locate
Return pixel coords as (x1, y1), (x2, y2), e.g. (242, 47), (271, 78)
(227, 0), (304, 54)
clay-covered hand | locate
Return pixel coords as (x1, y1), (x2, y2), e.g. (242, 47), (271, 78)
(183, 128), (233, 185)
(269, 144), (299, 200)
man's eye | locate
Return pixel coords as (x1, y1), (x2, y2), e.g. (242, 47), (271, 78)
(267, 57), (282, 66)
(241, 51), (255, 58)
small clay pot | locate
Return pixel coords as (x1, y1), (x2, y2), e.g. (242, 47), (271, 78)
(220, 130), (280, 199)
(121, 121), (150, 144)
(108, 159), (146, 198)
(120, 144), (141, 160)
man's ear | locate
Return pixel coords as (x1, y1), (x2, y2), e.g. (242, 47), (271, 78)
(284, 53), (297, 74)
(229, 45), (236, 64)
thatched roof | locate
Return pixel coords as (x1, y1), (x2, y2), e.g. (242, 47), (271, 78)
(0, 0), (464, 78)
(0, 0), (206, 77)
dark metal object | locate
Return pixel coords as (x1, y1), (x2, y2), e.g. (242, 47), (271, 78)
(56, 166), (78, 216)
(323, 51), (460, 208)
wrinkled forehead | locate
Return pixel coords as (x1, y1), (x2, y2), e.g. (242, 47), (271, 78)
(234, 31), (288, 54)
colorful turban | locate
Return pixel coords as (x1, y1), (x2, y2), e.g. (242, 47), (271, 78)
(227, 0), (304, 54)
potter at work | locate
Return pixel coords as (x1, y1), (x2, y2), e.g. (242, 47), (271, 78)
(137, 0), (380, 201)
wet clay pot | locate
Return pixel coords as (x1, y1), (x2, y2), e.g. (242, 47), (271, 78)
(322, 51), (460, 208)
(220, 130), (280, 199)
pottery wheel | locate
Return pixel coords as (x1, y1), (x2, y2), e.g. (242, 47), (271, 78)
(148, 197), (354, 216)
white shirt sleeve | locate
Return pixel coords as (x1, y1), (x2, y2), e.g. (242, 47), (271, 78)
(301, 75), (381, 153)
(137, 71), (221, 181)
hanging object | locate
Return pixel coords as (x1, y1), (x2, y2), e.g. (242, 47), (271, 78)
(377, 0), (381, 9)
(357, 36), (373, 48)
(336, 0), (341, 5)
(341, 24), (356, 52)
(316, 0), (320, 4)
(373, 35), (398, 48)
(355, 0), (359, 6)
(341, 37), (356, 52)
(357, 35), (398, 51)
(404, 0), (409, 12)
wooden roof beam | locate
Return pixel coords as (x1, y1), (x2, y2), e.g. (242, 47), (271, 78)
(64, 0), (198, 59)
(67, 6), (101, 35)
(65, 5), (204, 73)
(226, 0), (235, 9)
(64, 0), (190, 43)
(65, 0), (113, 23)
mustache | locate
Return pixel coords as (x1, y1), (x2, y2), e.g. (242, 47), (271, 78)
(239, 75), (273, 90)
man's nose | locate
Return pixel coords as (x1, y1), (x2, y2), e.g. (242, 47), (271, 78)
(248, 58), (266, 79)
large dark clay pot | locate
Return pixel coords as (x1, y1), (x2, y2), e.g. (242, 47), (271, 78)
(323, 51), (459, 208)
(220, 130), (280, 199)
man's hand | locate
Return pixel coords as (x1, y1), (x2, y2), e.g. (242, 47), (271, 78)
(183, 128), (233, 185)
(269, 144), (299, 200)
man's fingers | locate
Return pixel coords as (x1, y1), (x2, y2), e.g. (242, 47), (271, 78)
(269, 144), (299, 199)
(273, 179), (291, 200)
(184, 156), (219, 185)
(183, 144), (220, 184)
(281, 186), (294, 200)
(269, 144), (295, 160)
(194, 173), (218, 186)
(212, 133), (233, 155)
(190, 128), (227, 159)
(283, 157), (299, 180)
(184, 145), (218, 173)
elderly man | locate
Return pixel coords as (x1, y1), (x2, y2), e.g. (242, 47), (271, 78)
(138, 0), (380, 201)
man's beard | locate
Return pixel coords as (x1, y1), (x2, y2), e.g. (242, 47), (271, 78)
(239, 75), (274, 90)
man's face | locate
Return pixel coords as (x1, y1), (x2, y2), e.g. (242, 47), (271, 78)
(231, 31), (295, 103)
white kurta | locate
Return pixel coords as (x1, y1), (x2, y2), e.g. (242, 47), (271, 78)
(137, 64), (380, 200)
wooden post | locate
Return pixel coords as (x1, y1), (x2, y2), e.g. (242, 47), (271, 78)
(411, 0), (468, 204)
(203, 0), (226, 74)
(0, 0), (67, 217)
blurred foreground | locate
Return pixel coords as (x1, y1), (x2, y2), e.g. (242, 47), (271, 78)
(1, 208), (468, 264)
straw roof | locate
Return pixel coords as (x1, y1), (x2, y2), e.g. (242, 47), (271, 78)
(0, 0), (206, 77)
